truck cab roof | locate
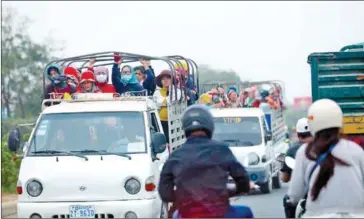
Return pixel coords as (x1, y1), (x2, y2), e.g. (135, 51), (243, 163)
(42, 94), (158, 114)
(210, 108), (265, 117)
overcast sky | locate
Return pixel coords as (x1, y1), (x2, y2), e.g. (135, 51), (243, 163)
(4, 1), (364, 102)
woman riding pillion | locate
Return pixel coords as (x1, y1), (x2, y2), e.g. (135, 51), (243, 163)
(287, 99), (364, 217)
(281, 117), (313, 218)
(158, 104), (255, 218)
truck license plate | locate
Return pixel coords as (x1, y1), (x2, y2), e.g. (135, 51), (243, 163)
(69, 205), (95, 218)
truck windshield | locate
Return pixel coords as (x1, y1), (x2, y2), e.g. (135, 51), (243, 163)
(213, 117), (262, 146)
(28, 112), (146, 156)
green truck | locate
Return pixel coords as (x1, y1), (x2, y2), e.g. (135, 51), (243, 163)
(308, 43), (364, 147)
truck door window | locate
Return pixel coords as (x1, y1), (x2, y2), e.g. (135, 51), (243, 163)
(261, 116), (268, 135)
(150, 112), (160, 133)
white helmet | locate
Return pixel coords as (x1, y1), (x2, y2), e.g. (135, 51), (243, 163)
(307, 99), (343, 136)
(296, 118), (310, 133)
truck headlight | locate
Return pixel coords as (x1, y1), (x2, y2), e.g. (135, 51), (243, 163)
(243, 152), (260, 166)
(27, 180), (43, 197)
(125, 178), (141, 195)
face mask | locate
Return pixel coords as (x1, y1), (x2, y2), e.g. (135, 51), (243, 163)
(96, 74), (108, 83)
(120, 74), (132, 84)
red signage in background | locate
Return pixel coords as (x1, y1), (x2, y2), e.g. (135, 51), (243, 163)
(293, 97), (312, 110)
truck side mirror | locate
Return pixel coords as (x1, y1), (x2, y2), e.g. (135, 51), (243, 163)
(8, 128), (21, 152)
(265, 131), (272, 142)
(151, 132), (167, 154)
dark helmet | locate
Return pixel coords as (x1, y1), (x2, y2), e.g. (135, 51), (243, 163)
(181, 104), (215, 138)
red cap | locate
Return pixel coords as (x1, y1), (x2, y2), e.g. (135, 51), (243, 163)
(80, 71), (96, 83)
(64, 67), (80, 83)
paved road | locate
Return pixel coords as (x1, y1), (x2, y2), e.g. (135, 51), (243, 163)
(232, 183), (288, 218)
(2, 184), (287, 218)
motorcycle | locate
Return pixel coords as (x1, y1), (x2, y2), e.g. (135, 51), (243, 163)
(278, 155), (364, 218)
(171, 182), (259, 218)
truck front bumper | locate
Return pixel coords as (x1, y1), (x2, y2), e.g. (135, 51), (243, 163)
(18, 198), (160, 218)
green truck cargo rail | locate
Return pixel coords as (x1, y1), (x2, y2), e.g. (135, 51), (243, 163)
(307, 43), (364, 135)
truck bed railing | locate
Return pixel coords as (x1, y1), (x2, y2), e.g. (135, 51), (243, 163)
(43, 51), (198, 102)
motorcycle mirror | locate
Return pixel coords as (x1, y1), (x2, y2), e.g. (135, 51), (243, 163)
(276, 153), (285, 162)
(285, 156), (296, 169)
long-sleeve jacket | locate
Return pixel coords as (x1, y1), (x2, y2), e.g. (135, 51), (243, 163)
(158, 136), (250, 218)
(288, 139), (364, 217)
(142, 67), (156, 95)
(112, 63), (143, 94)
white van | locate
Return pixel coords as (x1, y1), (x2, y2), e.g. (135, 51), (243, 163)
(210, 107), (288, 194)
(7, 94), (186, 218)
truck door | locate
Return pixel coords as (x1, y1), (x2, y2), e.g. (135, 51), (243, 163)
(262, 116), (274, 163)
(149, 111), (169, 190)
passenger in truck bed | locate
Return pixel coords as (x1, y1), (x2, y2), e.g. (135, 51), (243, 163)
(77, 71), (101, 93)
(153, 70), (181, 143)
(87, 59), (116, 93)
(134, 59), (156, 96)
(112, 53), (144, 95)
(64, 66), (80, 91)
(226, 86), (242, 108)
(44, 64), (76, 100)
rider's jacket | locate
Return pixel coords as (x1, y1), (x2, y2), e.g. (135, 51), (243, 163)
(288, 139), (364, 217)
(158, 135), (250, 218)
(280, 141), (303, 175)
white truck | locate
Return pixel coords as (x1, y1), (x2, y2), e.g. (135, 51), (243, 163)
(7, 52), (198, 218)
(209, 81), (289, 194)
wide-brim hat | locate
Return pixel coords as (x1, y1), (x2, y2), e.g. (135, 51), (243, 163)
(155, 70), (175, 88)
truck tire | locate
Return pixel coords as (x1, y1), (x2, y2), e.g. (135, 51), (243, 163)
(272, 172), (282, 189)
(260, 170), (273, 194)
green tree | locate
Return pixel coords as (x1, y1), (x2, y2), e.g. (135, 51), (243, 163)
(1, 135), (18, 193)
(1, 7), (61, 118)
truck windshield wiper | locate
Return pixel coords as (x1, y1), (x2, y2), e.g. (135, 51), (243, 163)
(71, 149), (132, 160)
(32, 150), (88, 161)
(221, 139), (254, 146)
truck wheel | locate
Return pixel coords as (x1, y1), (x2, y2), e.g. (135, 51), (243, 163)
(260, 177), (273, 194)
(272, 172), (282, 189)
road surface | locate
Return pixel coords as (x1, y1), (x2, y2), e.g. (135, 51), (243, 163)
(232, 183), (288, 218)
(2, 184), (288, 218)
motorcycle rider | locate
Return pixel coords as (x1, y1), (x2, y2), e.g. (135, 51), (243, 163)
(158, 104), (254, 218)
(281, 118), (313, 218)
(287, 99), (364, 217)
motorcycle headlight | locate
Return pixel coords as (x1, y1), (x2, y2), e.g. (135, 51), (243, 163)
(125, 178), (141, 195)
(26, 180), (43, 197)
(244, 152), (260, 166)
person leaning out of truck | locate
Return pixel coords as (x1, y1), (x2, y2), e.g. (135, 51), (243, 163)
(134, 59), (156, 96)
(287, 99), (364, 217)
(153, 70), (181, 143)
(112, 53), (144, 95)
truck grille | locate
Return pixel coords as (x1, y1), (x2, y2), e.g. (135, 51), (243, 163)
(52, 214), (114, 218)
